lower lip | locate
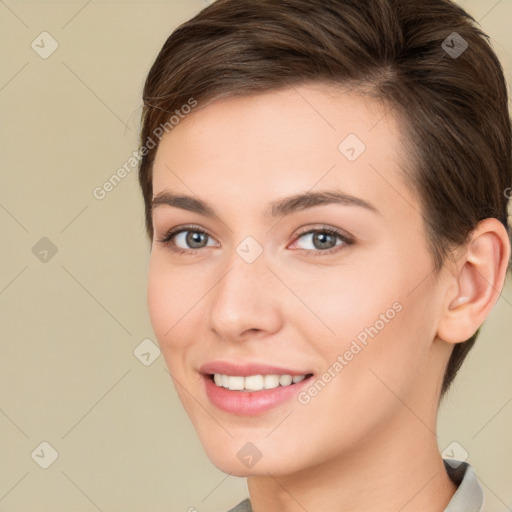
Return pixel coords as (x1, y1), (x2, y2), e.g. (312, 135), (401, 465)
(203, 374), (313, 415)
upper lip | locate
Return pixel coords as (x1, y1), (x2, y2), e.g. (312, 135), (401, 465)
(200, 361), (312, 377)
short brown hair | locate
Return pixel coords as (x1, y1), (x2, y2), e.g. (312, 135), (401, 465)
(138, 0), (511, 396)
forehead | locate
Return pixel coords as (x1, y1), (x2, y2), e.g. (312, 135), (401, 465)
(151, 83), (415, 220)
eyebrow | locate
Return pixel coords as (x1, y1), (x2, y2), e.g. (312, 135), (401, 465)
(151, 189), (380, 219)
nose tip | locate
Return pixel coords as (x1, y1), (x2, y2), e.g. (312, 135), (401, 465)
(206, 251), (283, 342)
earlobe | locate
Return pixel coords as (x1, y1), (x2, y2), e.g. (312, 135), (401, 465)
(437, 218), (511, 344)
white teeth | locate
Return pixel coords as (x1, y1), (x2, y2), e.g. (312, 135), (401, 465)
(244, 375), (264, 391)
(279, 374), (293, 386)
(227, 376), (245, 391)
(263, 375), (280, 389)
(212, 373), (308, 391)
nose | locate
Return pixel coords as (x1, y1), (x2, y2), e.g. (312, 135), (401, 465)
(207, 249), (284, 342)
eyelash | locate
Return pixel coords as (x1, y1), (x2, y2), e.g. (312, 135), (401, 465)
(156, 224), (353, 257)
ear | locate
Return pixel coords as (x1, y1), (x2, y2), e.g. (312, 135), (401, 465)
(437, 218), (511, 344)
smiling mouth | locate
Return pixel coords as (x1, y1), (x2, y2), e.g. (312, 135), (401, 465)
(208, 373), (314, 392)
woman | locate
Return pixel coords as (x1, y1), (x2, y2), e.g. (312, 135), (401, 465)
(138, 0), (511, 510)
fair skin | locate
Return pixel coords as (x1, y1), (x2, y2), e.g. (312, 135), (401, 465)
(147, 83), (510, 512)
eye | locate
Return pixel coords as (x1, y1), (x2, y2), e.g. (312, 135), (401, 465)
(156, 224), (353, 257)
(156, 225), (218, 255)
(289, 226), (353, 256)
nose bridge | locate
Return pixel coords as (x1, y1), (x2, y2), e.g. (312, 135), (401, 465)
(207, 241), (282, 339)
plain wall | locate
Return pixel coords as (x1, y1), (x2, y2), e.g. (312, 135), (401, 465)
(0, 1), (511, 511)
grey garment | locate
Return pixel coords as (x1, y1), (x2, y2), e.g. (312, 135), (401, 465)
(443, 460), (484, 512)
(225, 460), (483, 512)
(226, 498), (252, 512)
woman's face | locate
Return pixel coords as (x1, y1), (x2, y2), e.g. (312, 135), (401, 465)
(147, 83), (451, 476)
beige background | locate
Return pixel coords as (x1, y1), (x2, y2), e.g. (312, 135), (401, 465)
(0, 1), (511, 511)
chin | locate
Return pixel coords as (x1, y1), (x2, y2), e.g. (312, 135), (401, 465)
(200, 438), (304, 477)
(209, 456), (283, 477)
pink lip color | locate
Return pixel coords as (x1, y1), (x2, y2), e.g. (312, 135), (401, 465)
(200, 361), (313, 416)
(203, 375), (312, 415)
(199, 361), (309, 377)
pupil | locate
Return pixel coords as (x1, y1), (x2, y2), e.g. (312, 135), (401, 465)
(187, 231), (206, 248)
(314, 232), (334, 250)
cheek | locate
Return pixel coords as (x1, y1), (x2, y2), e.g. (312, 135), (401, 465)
(146, 258), (206, 415)
(324, 288), (437, 411)
(146, 262), (171, 342)
(146, 256), (200, 356)
(287, 303), (426, 455)
(291, 257), (434, 392)
(281, 259), (401, 346)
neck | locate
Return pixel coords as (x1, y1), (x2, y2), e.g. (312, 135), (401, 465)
(247, 411), (457, 512)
